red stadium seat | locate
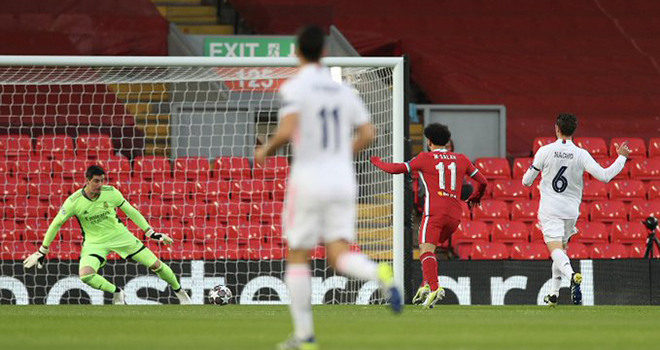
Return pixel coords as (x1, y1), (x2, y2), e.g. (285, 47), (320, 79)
(610, 138), (646, 159)
(231, 180), (268, 202)
(22, 218), (50, 242)
(0, 160), (17, 177)
(474, 158), (511, 180)
(133, 156), (172, 182)
(630, 158), (660, 181)
(583, 180), (609, 201)
(266, 179), (287, 202)
(510, 243), (549, 260)
(213, 157), (251, 180)
(0, 176), (29, 201)
(451, 221), (488, 259)
(259, 202), (284, 225)
(649, 181), (660, 200)
(0, 135), (31, 159)
(123, 182), (150, 200)
(611, 222), (647, 244)
(472, 199), (510, 222)
(512, 158), (533, 179)
(574, 221), (609, 244)
(76, 134), (114, 160)
(492, 179), (530, 201)
(566, 242), (590, 259)
(151, 182), (187, 201)
(533, 137), (555, 153)
(253, 156), (289, 179)
(609, 180), (646, 201)
(52, 159), (90, 182)
(491, 220), (529, 243)
(649, 138), (660, 158)
(595, 158), (629, 180)
(192, 180), (230, 203)
(629, 243), (660, 258)
(97, 157), (131, 184)
(629, 200), (660, 221)
(590, 200), (627, 222)
(470, 242), (509, 260)
(0, 220), (21, 241)
(511, 200), (539, 222)
(173, 157), (210, 182)
(530, 221), (544, 242)
(14, 158), (52, 183)
(35, 134), (75, 160)
(590, 243), (629, 259)
(574, 137), (608, 159)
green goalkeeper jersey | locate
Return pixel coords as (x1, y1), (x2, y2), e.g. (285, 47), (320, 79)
(42, 185), (151, 247)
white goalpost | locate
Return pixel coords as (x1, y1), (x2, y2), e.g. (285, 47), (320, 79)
(0, 56), (405, 305)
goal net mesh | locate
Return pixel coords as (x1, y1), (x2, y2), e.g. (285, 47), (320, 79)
(0, 63), (396, 305)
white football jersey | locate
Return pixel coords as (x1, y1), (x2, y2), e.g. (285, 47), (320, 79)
(522, 139), (626, 219)
(278, 64), (370, 199)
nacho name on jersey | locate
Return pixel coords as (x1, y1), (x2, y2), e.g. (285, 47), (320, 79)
(553, 151), (574, 160)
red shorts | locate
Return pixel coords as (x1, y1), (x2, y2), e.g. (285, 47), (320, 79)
(418, 215), (460, 246)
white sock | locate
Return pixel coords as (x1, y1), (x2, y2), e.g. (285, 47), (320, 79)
(285, 264), (314, 340)
(550, 249), (575, 280)
(335, 252), (379, 281)
(550, 260), (562, 296)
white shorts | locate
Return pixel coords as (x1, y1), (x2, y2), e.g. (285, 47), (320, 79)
(282, 188), (356, 250)
(538, 215), (577, 244)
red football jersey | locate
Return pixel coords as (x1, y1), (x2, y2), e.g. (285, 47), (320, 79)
(406, 149), (480, 219)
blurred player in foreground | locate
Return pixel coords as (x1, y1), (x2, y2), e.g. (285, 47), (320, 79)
(371, 123), (488, 308)
(255, 25), (402, 350)
(23, 165), (191, 305)
(522, 114), (630, 306)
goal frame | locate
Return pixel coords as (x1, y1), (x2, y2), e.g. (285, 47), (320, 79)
(0, 55), (407, 301)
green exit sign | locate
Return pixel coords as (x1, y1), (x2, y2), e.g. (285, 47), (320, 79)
(204, 37), (296, 57)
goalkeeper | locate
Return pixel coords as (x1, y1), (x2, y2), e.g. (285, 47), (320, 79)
(23, 165), (192, 305)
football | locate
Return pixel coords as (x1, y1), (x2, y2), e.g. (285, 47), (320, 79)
(208, 285), (233, 305)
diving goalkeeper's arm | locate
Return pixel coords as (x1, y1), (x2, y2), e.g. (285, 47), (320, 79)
(23, 199), (75, 269)
(119, 199), (173, 245)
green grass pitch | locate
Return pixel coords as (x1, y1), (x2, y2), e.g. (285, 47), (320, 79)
(1, 305), (659, 350)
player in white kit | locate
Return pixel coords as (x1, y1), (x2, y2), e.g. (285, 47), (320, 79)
(522, 114), (630, 306)
(254, 26), (402, 350)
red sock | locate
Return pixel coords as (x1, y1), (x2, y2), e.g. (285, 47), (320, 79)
(420, 252), (439, 291)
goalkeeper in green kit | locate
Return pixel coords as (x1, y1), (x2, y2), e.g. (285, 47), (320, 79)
(23, 165), (192, 304)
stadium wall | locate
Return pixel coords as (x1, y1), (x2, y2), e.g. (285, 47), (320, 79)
(2, 259), (659, 305)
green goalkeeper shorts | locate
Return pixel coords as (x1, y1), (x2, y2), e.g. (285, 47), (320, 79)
(79, 234), (158, 272)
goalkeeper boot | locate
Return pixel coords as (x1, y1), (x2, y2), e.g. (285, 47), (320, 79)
(175, 288), (192, 305)
(422, 287), (445, 309)
(543, 294), (558, 307)
(570, 272), (583, 305)
(112, 288), (126, 305)
(412, 284), (431, 305)
(276, 335), (318, 350)
(378, 262), (402, 314)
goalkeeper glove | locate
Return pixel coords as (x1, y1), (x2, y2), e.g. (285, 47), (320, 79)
(145, 228), (173, 245)
(23, 246), (49, 269)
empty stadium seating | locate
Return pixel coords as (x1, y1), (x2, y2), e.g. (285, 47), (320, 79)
(574, 137), (608, 159)
(474, 158), (511, 180)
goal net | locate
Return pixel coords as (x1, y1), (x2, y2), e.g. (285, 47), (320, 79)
(0, 56), (405, 305)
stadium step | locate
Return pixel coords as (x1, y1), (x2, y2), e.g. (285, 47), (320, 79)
(167, 16), (218, 25)
(157, 5), (216, 18)
(357, 203), (392, 225)
(135, 114), (171, 124)
(139, 124), (170, 138)
(125, 103), (154, 116)
(178, 25), (233, 35)
(357, 228), (392, 244)
(108, 83), (170, 102)
(151, 0), (201, 5)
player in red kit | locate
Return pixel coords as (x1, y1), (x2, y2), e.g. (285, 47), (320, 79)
(371, 123), (488, 308)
